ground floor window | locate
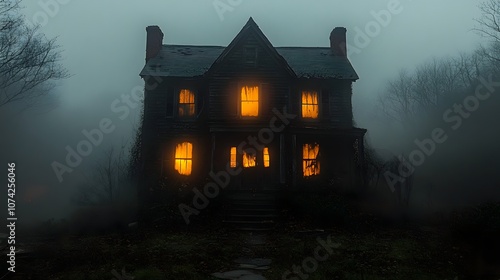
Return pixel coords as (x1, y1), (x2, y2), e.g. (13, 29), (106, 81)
(263, 147), (270, 168)
(230, 147), (237, 168)
(303, 143), (320, 177)
(174, 142), (193, 175)
(243, 150), (256, 168)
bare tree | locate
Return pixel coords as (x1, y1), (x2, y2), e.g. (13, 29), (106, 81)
(475, 0), (500, 42)
(474, 0), (500, 70)
(0, 0), (68, 108)
(378, 54), (490, 127)
(74, 147), (129, 205)
(378, 69), (416, 125)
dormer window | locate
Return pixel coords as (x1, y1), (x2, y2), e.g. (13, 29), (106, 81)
(301, 90), (319, 119)
(240, 86), (259, 117)
(178, 89), (196, 117)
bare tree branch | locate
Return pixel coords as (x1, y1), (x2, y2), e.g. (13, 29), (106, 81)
(0, 0), (69, 108)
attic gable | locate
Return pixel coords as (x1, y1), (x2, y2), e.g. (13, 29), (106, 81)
(206, 17), (296, 77)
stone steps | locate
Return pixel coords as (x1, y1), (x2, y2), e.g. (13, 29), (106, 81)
(223, 191), (280, 231)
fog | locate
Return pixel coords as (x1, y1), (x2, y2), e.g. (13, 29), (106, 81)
(0, 0), (494, 224)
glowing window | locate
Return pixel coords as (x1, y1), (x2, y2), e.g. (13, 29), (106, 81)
(263, 147), (270, 168)
(242, 150), (256, 168)
(302, 91), (319, 119)
(178, 89), (195, 117)
(174, 142), (193, 175)
(230, 147), (237, 168)
(241, 86), (259, 117)
(303, 143), (320, 177)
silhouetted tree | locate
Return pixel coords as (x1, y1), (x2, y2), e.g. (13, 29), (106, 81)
(74, 147), (129, 205)
(0, 0), (68, 108)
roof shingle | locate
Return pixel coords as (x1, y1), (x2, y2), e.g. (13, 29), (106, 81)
(140, 44), (358, 80)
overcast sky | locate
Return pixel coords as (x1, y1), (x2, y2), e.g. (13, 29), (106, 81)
(20, 0), (486, 130)
(1, 0), (488, 222)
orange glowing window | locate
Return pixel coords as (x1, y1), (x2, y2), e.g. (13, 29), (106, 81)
(303, 143), (320, 177)
(242, 150), (256, 168)
(178, 89), (195, 117)
(241, 86), (259, 117)
(174, 142), (193, 175)
(263, 147), (270, 168)
(230, 147), (237, 168)
(302, 91), (319, 119)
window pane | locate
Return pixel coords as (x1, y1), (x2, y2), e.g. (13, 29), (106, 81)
(179, 89), (195, 117)
(243, 150), (256, 168)
(230, 147), (237, 168)
(174, 142), (193, 175)
(263, 147), (270, 168)
(303, 143), (320, 177)
(241, 86), (259, 117)
(302, 91), (319, 119)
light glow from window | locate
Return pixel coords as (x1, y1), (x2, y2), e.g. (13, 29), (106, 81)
(303, 143), (320, 177)
(241, 86), (259, 117)
(230, 147), (237, 168)
(242, 150), (256, 168)
(174, 142), (193, 175)
(263, 147), (270, 168)
(179, 89), (195, 117)
(302, 91), (319, 119)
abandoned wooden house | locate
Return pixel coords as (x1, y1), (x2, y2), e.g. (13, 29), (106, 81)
(139, 18), (366, 200)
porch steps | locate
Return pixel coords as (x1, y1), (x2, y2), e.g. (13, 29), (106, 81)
(222, 191), (281, 231)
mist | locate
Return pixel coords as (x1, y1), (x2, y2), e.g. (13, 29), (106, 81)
(0, 0), (494, 224)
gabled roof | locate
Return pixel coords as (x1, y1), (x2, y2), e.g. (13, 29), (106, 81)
(140, 18), (359, 80)
(206, 17), (296, 77)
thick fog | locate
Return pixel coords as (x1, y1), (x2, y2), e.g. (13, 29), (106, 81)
(0, 0), (493, 224)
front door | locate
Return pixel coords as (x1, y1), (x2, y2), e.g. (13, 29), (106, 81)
(237, 146), (275, 190)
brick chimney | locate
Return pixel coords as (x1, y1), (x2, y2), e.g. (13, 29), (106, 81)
(330, 27), (347, 56)
(146, 26), (164, 62)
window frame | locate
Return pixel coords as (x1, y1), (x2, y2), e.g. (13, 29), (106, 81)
(242, 149), (257, 168)
(173, 141), (194, 176)
(302, 143), (320, 177)
(175, 88), (197, 120)
(300, 89), (322, 120)
(238, 83), (261, 119)
(230, 146), (237, 168)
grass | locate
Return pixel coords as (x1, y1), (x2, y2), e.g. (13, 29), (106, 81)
(9, 202), (500, 279)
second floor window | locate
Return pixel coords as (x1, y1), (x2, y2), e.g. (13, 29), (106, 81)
(178, 89), (195, 117)
(302, 90), (319, 119)
(240, 86), (259, 117)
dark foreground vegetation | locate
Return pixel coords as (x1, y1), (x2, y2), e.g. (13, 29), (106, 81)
(4, 196), (500, 280)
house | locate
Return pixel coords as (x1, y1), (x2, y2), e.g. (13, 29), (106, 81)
(139, 18), (366, 202)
